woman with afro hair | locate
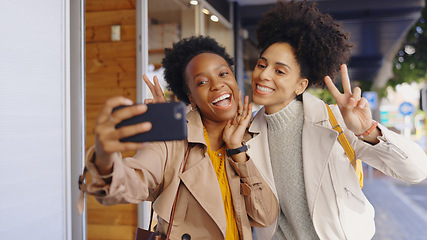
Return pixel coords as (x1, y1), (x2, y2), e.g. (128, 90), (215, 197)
(79, 35), (278, 239)
(246, 1), (427, 240)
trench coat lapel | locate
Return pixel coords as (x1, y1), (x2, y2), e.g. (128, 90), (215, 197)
(301, 92), (338, 215)
(180, 110), (227, 236)
(180, 159), (227, 236)
(246, 108), (278, 199)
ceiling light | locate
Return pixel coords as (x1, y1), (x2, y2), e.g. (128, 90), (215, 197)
(210, 15), (219, 22)
(404, 45), (416, 55)
(189, 0), (198, 5)
(202, 8), (210, 15)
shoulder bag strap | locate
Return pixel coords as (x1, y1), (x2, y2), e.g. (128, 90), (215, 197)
(325, 104), (357, 170)
(165, 144), (193, 239)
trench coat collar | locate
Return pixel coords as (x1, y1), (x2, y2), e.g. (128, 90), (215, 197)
(186, 109), (208, 146)
(246, 107), (278, 199)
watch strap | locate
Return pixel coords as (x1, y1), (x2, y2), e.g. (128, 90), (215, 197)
(226, 145), (248, 156)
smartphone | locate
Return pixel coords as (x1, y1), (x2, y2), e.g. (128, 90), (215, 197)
(113, 102), (187, 142)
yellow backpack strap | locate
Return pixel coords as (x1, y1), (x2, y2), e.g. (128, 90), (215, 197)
(325, 104), (364, 188)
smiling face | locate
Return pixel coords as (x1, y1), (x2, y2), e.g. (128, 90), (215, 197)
(252, 42), (308, 114)
(185, 53), (239, 123)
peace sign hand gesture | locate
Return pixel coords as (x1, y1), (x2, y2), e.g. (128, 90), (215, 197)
(143, 74), (167, 104)
(324, 64), (373, 136)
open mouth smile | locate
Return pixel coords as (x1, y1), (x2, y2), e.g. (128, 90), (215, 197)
(212, 93), (232, 108)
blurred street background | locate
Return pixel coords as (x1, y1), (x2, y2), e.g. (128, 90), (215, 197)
(364, 169), (427, 240)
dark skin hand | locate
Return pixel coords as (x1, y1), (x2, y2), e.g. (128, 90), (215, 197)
(93, 96), (152, 175)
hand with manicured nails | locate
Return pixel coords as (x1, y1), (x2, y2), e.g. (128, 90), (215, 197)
(94, 96), (152, 174)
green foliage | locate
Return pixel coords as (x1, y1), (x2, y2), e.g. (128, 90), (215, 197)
(307, 87), (336, 104)
(390, 2), (427, 89)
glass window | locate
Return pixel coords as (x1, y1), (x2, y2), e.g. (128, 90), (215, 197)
(147, 0), (197, 101)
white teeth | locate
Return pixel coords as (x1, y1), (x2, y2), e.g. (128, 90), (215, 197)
(257, 85), (273, 93)
(212, 94), (231, 104)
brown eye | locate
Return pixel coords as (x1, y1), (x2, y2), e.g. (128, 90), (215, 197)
(197, 80), (207, 86)
(219, 72), (229, 77)
(276, 69), (285, 75)
(257, 63), (266, 69)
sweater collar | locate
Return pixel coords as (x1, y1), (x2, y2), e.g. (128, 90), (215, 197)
(264, 99), (303, 131)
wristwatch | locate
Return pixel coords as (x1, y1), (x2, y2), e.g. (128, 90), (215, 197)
(226, 145), (249, 156)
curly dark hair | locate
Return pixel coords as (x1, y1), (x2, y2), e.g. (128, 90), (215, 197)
(256, 0), (352, 88)
(162, 36), (234, 104)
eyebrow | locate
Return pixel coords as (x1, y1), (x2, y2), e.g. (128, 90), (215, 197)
(259, 57), (291, 70)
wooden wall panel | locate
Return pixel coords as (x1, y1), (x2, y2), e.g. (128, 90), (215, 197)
(86, 25), (136, 42)
(85, 0), (137, 239)
(86, 10), (136, 27)
(86, 0), (136, 12)
(86, 42), (136, 59)
(86, 57), (136, 74)
(86, 72), (137, 89)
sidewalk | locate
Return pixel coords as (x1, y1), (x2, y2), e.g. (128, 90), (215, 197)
(363, 169), (427, 240)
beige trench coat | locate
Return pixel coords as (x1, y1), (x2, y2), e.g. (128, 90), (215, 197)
(82, 110), (278, 240)
(249, 92), (427, 240)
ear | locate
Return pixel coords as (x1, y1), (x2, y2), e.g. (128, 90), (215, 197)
(295, 78), (309, 95)
(188, 94), (197, 110)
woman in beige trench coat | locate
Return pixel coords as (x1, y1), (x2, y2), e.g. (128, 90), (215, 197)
(79, 36), (278, 240)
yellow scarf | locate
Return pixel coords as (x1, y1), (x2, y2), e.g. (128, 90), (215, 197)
(203, 126), (239, 239)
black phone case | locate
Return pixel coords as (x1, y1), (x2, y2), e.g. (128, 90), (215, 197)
(114, 102), (187, 142)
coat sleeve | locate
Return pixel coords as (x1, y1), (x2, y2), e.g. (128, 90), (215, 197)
(82, 141), (169, 205)
(331, 105), (427, 184)
(228, 158), (279, 227)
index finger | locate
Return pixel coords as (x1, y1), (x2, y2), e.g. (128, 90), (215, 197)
(98, 96), (134, 123)
(241, 95), (249, 118)
(324, 76), (342, 100)
(110, 104), (148, 125)
(143, 74), (157, 97)
(237, 91), (243, 115)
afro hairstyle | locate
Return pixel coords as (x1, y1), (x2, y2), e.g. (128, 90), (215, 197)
(256, 0), (352, 88)
(162, 36), (234, 105)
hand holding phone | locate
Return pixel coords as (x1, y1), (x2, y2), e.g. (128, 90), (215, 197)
(113, 102), (188, 142)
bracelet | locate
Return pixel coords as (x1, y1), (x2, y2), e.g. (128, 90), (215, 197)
(226, 145), (249, 156)
(355, 120), (378, 138)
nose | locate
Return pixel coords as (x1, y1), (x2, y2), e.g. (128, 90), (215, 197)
(210, 77), (225, 91)
(258, 67), (272, 81)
